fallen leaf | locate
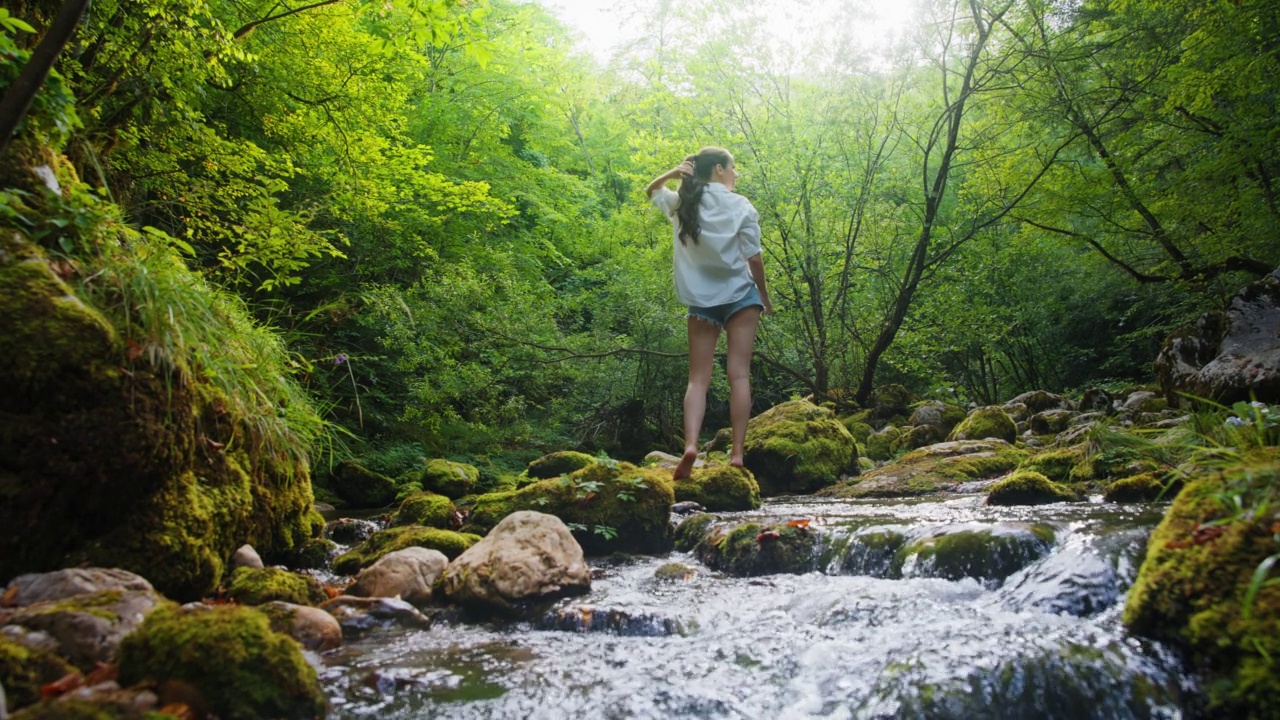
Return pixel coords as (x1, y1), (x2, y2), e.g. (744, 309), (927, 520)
(0, 584), (19, 607)
(755, 530), (781, 544)
(787, 519), (811, 528)
(40, 671), (84, 699)
(85, 662), (117, 685)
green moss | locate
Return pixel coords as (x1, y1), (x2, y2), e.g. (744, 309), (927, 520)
(1018, 447), (1083, 484)
(394, 491), (456, 528)
(841, 419), (875, 444)
(654, 562), (697, 581)
(672, 465), (761, 511)
(742, 400), (859, 495)
(286, 537), (337, 570)
(896, 525), (1055, 583)
(526, 451), (597, 479)
(461, 462), (674, 555)
(986, 471), (1080, 506)
(331, 460), (396, 508)
(116, 604), (326, 720)
(825, 441), (1027, 498)
(421, 459), (479, 499)
(947, 406), (1017, 443)
(0, 635), (77, 711)
(1103, 473), (1183, 503)
(866, 427), (903, 462)
(694, 521), (817, 576)
(1124, 455), (1280, 717)
(332, 525), (481, 574)
(11, 700), (182, 719)
(674, 513), (717, 552)
(227, 567), (326, 606)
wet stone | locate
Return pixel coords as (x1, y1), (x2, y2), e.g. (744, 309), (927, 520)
(325, 517), (380, 544)
(534, 604), (685, 636)
(895, 524), (1056, 586)
(319, 596), (434, 637)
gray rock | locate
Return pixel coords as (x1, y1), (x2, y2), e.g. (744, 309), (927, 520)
(320, 596), (433, 636)
(442, 511), (591, 612)
(232, 544), (264, 570)
(346, 547), (449, 605)
(1156, 271), (1280, 405)
(3, 568), (154, 606)
(324, 517), (379, 544)
(671, 501), (706, 515)
(1030, 409), (1076, 435)
(1122, 391), (1161, 412)
(262, 601), (343, 652)
(4, 588), (165, 670)
(1006, 391), (1074, 413)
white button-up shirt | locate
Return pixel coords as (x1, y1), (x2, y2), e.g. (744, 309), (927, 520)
(650, 182), (763, 307)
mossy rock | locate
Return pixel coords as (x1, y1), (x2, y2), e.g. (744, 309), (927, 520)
(828, 528), (908, 577)
(703, 428), (733, 453)
(1018, 447), (1085, 484)
(1103, 473), (1183, 503)
(116, 604), (326, 720)
(672, 465), (761, 511)
(0, 635), (77, 712)
(896, 525), (1055, 584)
(823, 440), (1026, 499)
(461, 462), (674, 555)
(526, 451), (598, 479)
(865, 427), (902, 462)
(693, 521), (818, 576)
(420, 459), (479, 499)
(869, 384), (917, 421)
(10, 700), (177, 719)
(907, 400), (968, 436)
(331, 460), (396, 508)
(947, 406), (1017, 443)
(899, 424), (944, 451)
(742, 400), (859, 495)
(332, 525), (481, 575)
(226, 567), (326, 606)
(285, 537), (337, 570)
(1123, 454), (1280, 717)
(393, 491), (456, 528)
(840, 418), (874, 445)
(674, 513), (718, 552)
(986, 471), (1081, 506)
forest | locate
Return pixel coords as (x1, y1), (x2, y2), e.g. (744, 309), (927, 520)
(5, 0), (1276, 479)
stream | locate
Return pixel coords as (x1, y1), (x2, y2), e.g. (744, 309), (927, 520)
(317, 495), (1191, 719)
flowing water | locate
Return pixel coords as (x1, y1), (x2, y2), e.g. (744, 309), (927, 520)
(318, 496), (1192, 719)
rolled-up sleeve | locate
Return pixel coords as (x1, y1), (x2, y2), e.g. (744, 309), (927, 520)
(650, 187), (679, 217)
(737, 203), (762, 258)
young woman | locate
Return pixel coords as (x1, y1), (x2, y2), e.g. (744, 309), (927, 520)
(646, 147), (773, 481)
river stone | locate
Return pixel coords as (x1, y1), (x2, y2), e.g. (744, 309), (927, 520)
(1121, 390), (1162, 413)
(742, 399), (859, 495)
(346, 547), (449, 605)
(3, 588), (166, 670)
(2, 568), (154, 606)
(1155, 269), (1280, 405)
(320, 596), (434, 636)
(535, 605), (684, 636)
(644, 450), (706, 471)
(896, 524), (1055, 585)
(261, 601), (343, 652)
(324, 517), (379, 544)
(1006, 391), (1074, 414)
(1079, 388), (1114, 413)
(907, 400), (966, 437)
(821, 440), (1025, 499)
(231, 544), (264, 570)
(1029, 409), (1075, 435)
(442, 511), (591, 612)
(948, 406), (1017, 443)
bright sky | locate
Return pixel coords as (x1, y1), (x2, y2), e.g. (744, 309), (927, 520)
(535, 0), (920, 65)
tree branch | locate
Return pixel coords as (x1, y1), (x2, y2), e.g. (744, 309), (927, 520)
(232, 0), (341, 40)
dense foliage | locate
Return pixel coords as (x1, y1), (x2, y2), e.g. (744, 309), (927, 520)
(3, 0), (1277, 468)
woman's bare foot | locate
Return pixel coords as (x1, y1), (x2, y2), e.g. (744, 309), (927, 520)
(672, 448), (698, 480)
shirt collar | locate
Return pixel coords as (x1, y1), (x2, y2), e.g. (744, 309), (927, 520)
(705, 182), (730, 193)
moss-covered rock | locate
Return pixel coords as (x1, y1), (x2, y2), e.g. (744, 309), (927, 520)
(822, 440), (1027, 498)
(393, 491), (456, 528)
(986, 471), (1081, 505)
(1124, 455), (1280, 717)
(742, 400), (859, 495)
(693, 521), (818, 576)
(284, 538), (337, 570)
(672, 465), (761, 511)
(674, 513), (718, 552)
(907, 400), (967, 437)
(526, 451), (597, 480)
(226, 567), (326, 606)
(10, 699), (178, 720)
(1103, 473), (1183, 503)
(461, 462), (674, 555)
(117, 604), (326, 720)
(420, 459), (479, 499)
(896, 525), (1056, 584)
(840, 418), (874, 445)
(0, 635), (77, 712)
(330, 460), (396, 508)
(1029, 409), (1075, 435)
(332, 525), (481, 575)
(948, 406), (1017, 443)
(869, 384), (917, 421)
(865, 427), (903, 462)
(1017, 447), (1085, 484)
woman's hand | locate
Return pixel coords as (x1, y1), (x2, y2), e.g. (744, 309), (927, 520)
(673, 159), (694, 179)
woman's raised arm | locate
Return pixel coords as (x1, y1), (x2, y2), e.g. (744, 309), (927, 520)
(646, 158), (695, 197)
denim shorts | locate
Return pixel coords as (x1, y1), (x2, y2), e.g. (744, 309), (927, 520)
(688, 285), (765, 328)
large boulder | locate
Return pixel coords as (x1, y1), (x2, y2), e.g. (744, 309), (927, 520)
(526, 451), (597, 479)
(692, 520), (818, 576)
(226, 566), (326, 606)
(742, 400), (859, 495)
(392, 491), (456, 528)
(822, 440), (1026, 498)
(986, 471), (1081, 505)
(1156, 270), (1280, 405)
(420, 459), (479, 498)
(0, 234), (322, 601)
(1005, 391), (1073, 414)
(330, 459), (397, 508)
(1124, 452), (1280, 717)
(346, 546), (449, 605)
(672, 465), (761, 511)
(461, 461), (674, 555)
(1, 586), (167, 672)
(117, 603), (327, 720)
(260, 601), (343, 652)
(442, 511), (591, 613)
(948, 406), (1017, 443)
(1, 568), (153, 607)
(907, 400), (967, 438)
(333, 525), (480, 575)
(896, 525), (1056, 585)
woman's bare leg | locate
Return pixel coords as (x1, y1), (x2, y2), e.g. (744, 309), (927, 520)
(674, 316), (721, 480)
(724, 306), (761, 467)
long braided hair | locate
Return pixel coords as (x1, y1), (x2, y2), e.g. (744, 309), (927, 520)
(676, 146), (733, 245)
